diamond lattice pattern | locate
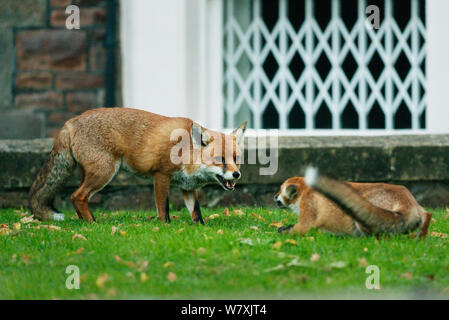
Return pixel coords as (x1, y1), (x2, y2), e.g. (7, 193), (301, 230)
(223, 0), (426, 130)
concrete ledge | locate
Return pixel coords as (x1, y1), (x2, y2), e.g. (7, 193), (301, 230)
(1, 135), (449, 209)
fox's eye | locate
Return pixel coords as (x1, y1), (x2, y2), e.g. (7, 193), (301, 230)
(214, 156), (225, 163)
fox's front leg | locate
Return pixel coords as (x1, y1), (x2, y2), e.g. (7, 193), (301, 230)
(154, 173), (171, 223)
(278, 222), (309, 235)
(182, 189), (204, 225)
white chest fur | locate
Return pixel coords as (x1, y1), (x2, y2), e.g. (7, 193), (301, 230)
(288, 197), (301, 217)
(171, 166), (214, 191)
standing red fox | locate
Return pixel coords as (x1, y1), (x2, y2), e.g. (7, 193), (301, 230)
(275, 167), (432, 238)
(29, 108), (247, 224)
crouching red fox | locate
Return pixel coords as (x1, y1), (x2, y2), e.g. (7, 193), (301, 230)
(29, 108), (247, 224)
(275, 167), (432, 238)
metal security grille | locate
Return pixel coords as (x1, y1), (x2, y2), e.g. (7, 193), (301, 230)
(223, 0), (427, 130)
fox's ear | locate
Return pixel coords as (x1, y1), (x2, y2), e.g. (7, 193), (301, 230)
(191, 123), (211, 147)
(285, 184), (297, 199)
(232, 121), (248, 146)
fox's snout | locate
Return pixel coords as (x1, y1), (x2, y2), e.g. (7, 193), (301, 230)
(222, 169), (241, 180)
(274, 192), (284, 207)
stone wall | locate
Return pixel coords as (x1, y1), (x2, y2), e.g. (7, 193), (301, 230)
(1, 135), (448, 211)
(0, 0), (119, 139)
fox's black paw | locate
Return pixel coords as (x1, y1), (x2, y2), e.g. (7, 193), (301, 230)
(278, 225), (294, 233)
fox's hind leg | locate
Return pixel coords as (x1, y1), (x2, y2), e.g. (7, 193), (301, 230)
(182, 189), (204, 225)
(416, 212), (432, 239)
(30, 130), (75, 222)
(154, 173), (171, 223)
(71, 158), (120, 222)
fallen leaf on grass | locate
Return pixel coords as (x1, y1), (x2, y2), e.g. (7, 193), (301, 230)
(171, 215), (179, 220)
(285, 239), (297, 245)
(232, 209), (245, 216)
(167, 272), (177, 282)
(119, 230), (127, 236)
(114, 255), (135, 268)
(269, 222), (283, 228)
(203, 234), (212, 241)
(137, 260), (149, 271)
(96, 274), (108, 288)
(40, 224), (61, 231)
(238, 238), (254, 246)
(12, 223), (21, 231)
(272, 241), (282, 250)
(21, 255), (30, 264)
(277, 252), (287, 258)
(431, 232), (449, 239)
(329, 261), (347, 269)
(20, 216), (36, 224)
(140, 272), (149, 283)
(264, 264), (285, 272)
(163, 261), (174, 268)
(217, 229), (223, 234)
(70, 248), (85, 255)
(111, 226), (117, 235)
(310, 253), (320, 261)
(72, 234), (87, 241)
(251, 213), (265, 221)
(153, 227), (159, 232)
(175, 228), (184, 234)
(363, 247), (369, 252)
(358, 258), (368, 267)
(223, 208), (230, 216)
(265, 258), (314, 272)
(401, 271), (413, 279)
(106, 288), (117, 298)
(205, 214), (220, 222)
(197, 247), (207, 255)
(287, 258), (313, 268)
(0, 224), (12, 236)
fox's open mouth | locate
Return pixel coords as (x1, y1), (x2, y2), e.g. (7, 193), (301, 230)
(215, 175), (235, 190)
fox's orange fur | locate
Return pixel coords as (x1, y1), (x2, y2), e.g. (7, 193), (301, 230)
(275, 168), (432, 238)
(30, 108), (247, 223)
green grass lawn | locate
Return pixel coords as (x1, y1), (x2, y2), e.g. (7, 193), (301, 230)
(1, 207), (449, 299)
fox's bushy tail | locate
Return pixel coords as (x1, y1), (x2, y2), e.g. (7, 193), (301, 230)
(29, 127), (76, 221)
(304, 167), (417, 235)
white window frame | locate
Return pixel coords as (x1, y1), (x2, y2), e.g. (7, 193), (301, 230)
(426, 0), (449, 134)
(120, 0), (449, 135)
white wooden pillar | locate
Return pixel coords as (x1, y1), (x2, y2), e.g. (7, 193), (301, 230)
(426, 0), (449, 133)
(120, 0), (224, 129)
